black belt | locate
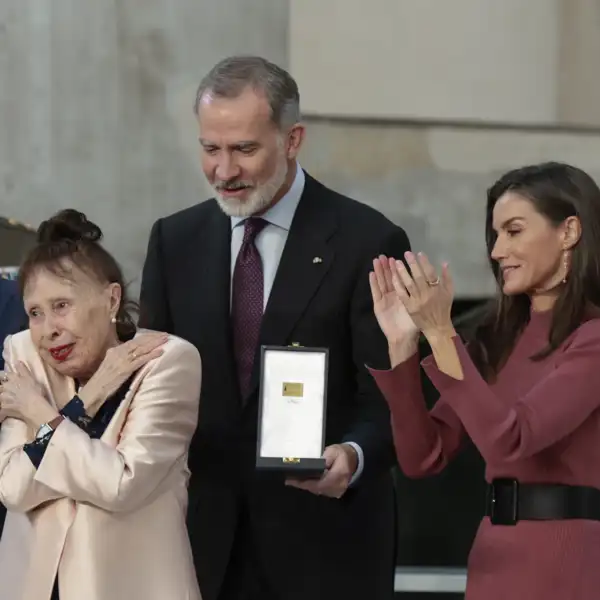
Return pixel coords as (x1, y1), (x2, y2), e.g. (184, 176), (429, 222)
(485, 478), (600, 525)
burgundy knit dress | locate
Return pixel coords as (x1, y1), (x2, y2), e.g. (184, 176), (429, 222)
(370, 310), (600, 599)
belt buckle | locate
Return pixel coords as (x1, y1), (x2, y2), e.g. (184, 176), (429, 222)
(489, 478), (519, 526)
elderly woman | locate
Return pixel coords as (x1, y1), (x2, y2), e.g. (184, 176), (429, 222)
(0, 209), (202, 600)
(369, 162), (600, 599)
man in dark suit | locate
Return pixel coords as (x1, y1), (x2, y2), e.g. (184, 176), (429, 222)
(0, 276), (27, 534)
(139, 56), (411, 600)
(0, 277), (27, 371)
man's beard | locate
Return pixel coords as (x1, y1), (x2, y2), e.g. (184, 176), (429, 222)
(211, 153), (289, 218)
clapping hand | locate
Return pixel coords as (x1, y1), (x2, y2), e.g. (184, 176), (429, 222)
(390, 251), (454, 338)
(370, 255), (419, 345)
(370, 252), (456, 369)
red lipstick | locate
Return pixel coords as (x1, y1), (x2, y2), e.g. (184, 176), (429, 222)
(49, 344), (75, 362)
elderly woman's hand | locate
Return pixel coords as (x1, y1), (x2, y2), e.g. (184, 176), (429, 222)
(0, 363), (59, 430)
(78, 332), (168, 416)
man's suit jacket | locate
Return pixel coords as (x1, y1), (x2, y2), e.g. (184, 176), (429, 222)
(139, 172), (412, 600)
(0, 277), (27, 535)
(0, 278), (27, 370)
(0, 331), (202, 600)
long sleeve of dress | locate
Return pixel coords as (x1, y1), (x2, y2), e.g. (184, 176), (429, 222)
(368, 352), (466, 478)
(421, 321), (600, 464)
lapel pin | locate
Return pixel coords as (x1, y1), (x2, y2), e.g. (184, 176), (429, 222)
(313, 257), (323, 264)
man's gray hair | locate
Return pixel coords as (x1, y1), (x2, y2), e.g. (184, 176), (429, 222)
(193, 55), (301, 129)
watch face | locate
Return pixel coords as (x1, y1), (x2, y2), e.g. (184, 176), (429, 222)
(36, 424), (53, 439)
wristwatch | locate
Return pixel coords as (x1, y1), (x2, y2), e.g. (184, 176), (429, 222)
(35, 415), (65, 440)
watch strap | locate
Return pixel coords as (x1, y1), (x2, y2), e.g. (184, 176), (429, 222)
(48, 415), (65, 430)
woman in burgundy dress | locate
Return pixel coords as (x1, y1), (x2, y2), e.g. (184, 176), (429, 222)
(369, 161), (600, 599)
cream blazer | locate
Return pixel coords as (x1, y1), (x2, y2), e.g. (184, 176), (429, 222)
(0, 329), (203, 600)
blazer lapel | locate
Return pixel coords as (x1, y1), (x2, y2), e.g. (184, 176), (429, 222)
(102, 369), (143, 444)
(175, 204), (242, 408)
(178, 205), (235, 356)
(249, 176), (338, 393)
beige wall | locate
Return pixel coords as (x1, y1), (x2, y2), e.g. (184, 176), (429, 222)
(289, 0), (600, 296)
(558, 0), (600, 126)
(290, 0), (560, 124)
(291, 0), (600, 128)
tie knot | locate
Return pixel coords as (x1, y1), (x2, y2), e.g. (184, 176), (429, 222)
(242, 217), (267, 244)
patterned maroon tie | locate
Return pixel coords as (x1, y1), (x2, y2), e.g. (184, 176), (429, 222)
(232, 217), (268, 399)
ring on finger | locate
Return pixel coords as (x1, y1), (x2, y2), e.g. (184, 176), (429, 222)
(427, 277), (441, 286)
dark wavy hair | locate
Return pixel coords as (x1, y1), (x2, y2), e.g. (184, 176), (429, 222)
(467, 162), (600, 380)
(18, 209), (137, 340)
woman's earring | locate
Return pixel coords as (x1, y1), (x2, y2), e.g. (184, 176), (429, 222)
(111, 316), (117, 324)
(562, 251), (569, 284)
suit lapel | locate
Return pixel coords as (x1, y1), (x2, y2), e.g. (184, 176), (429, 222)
(178, 204), (238, 387)
(181, 204), (232, 339)
(248, 175), (337, 393)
